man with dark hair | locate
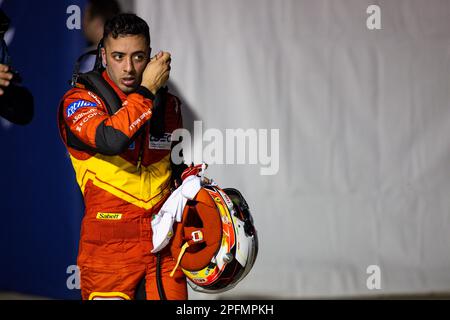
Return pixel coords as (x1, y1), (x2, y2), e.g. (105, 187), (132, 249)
(101, 13), (151, 94)
(58, 13), (188, 300)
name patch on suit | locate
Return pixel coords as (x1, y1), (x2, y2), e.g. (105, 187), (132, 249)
(149, 133), (172, 150)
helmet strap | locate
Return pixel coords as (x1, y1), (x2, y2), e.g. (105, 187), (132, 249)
(170, 242), (190, 277)
(170, 230), (205, 277)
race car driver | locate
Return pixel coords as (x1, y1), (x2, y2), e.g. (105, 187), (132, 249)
(58, 13), (188, 300)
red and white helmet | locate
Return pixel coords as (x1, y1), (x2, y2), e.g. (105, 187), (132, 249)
(169, 183), (258, 293)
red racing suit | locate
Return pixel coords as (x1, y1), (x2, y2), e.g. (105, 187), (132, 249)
(58, 71), (187, 300)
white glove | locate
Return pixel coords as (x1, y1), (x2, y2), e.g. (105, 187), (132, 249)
(151, 175), (201, 253)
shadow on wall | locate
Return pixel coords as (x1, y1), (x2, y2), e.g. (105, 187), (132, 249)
(167, 80), (200, 135)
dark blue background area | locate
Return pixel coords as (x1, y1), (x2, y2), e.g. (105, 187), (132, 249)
(0, 0), (87, 299)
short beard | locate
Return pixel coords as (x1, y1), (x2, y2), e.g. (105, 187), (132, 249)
(120, 85), (138, 94)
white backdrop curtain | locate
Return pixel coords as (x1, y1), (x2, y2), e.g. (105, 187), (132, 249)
(135, 0), (450, 298)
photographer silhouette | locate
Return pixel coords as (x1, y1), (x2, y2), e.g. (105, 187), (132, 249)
(0, 9), (33, 125)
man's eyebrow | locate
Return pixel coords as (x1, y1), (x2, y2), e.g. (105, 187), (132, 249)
(110, 51), (146, 55)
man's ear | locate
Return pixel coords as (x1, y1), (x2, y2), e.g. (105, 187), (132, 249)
(101, 47), (107, 67)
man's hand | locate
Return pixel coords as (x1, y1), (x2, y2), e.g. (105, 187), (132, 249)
(0, 64), (13, 96)
(141, 51), (171, 95)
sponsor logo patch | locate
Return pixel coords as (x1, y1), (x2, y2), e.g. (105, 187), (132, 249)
(66, 100), (97, 117)
(72, 108), (98, 124)
(149, 133), (172, 150)
(96, 213), (123, 220)
(87, 91), (102, 106)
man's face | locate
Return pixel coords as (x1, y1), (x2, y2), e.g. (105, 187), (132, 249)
(101, 34), (150, 94)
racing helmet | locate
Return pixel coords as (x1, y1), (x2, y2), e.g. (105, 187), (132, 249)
(169, 184), (258, 293)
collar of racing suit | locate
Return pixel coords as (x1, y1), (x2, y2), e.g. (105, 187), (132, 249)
(101, 70), (128, 102)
